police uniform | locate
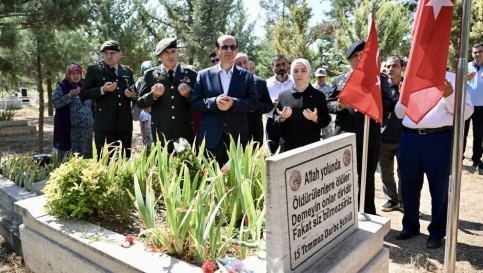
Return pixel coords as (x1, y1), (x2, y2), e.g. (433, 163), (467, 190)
(80, 40), (135, 157)
(136, 38), (197, 150)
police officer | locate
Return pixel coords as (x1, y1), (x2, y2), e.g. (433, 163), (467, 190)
(137, 38), (197, 151)
(80, 40), (136, 158)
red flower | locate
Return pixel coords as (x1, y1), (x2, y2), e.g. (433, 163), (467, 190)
(221, 166), (229, 174)
(125, 234), (134, 245)
(244, 216), (249, 224)
(200, 168), (207, 176)
(202, 260), (216, 273)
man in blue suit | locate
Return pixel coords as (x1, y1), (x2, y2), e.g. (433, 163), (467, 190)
(191, 35), (258, 165)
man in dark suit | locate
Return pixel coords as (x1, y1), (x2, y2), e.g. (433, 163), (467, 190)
(234, 52), (273, 144)
(326, 40), (393, 215)
(191, 35), (258, 165)
(137, 38), (197, 151)
(80, 40), (136, 158)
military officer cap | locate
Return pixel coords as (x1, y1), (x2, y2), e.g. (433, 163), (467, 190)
(155, 38), (177, 56)
(345, 40), (366, 59)
(100, 40), (121, 52)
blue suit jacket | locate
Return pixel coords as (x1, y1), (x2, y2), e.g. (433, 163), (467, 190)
(190, 65), (258, 148)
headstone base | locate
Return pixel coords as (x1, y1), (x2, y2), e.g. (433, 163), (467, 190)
(249, 214), (391, 273)
(306, 214), (390, 273)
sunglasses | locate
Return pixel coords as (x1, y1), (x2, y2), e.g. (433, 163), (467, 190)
(211, 58), (220, 64)
(220, 45), (237, 51)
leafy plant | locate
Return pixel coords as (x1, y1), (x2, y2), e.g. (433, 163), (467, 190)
(0, 108), (15, 121)
(1, 152), (62, 191)
(44, 156), (109, 218)
(133, 137), (267, 265)
(129, 174), (157, 230)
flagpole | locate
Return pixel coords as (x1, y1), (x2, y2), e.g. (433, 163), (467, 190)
(358, 115), (370, 221)
(444, 0), (471, 271)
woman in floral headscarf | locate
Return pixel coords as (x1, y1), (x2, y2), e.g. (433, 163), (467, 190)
(52, 63), (94, 159)
(273, 58), (331, 152)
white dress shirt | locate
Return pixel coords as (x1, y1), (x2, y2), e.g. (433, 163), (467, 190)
(266, 75), (293, 118)
(395, 72), (474, 128)
(217, 63), (234, 94)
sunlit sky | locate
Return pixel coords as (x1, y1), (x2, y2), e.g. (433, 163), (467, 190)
(243, 0), (331, 37)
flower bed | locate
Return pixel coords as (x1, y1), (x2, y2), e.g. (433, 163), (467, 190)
(15, 195), (203, 273)
(38, 138), (267, 272)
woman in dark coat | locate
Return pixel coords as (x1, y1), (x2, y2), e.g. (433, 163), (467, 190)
(52, 64), (94, 159)
(273, 58), (331, 152)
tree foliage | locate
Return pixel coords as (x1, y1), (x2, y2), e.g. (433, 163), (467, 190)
(273, 0), (313, 62)
(0, 0), (92, 88)
(449, 0), (483, 70)
(329, 0), (411, 74)
(133, 0), (255, 69)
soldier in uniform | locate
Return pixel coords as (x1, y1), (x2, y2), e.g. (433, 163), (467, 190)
(80, 40), (136, 158)
(137, 38), (197, 151)
(326, 40), (393, 215)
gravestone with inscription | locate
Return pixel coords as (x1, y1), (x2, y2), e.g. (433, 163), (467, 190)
(266, 133), (390, 273)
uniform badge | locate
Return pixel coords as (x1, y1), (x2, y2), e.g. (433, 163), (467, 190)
(180, 68), (190, 83)
(181, 76), (191, 84)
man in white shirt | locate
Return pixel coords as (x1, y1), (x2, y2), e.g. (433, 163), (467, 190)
(191, 35), (258, 165)
(266, 54), (293, 153)
(464, 43), (483, 170)
(395, 72), (474, 249)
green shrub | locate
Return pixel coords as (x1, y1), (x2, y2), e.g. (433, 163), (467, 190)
(106, 157), (135, 219)
(44, 155), (111, 218)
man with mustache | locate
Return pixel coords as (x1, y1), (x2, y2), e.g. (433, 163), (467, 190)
(137, 38), (197, 152)
(266, 54), (293, 153)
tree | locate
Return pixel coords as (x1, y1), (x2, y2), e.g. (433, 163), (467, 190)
(87, 0), (158, 74)
(449, 0), (483, 70)
(0, 0), (92, 152)
(328, 0), (411, 75)
(133, 0), (255, 69)
(273, 0), (313, 62)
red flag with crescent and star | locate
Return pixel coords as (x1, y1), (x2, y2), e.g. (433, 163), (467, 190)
(400, 0), (455, 123)
(338, 15), (383, 124)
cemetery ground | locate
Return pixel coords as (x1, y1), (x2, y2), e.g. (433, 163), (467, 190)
(0, 106), (482, 273)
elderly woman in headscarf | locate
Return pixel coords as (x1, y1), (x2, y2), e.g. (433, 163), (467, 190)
(52, 63), (94, 159)
(273, 58), (331, 152)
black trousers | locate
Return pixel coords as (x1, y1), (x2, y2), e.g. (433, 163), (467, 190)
(357, 144), (379, 215)
(95, 130), (132, 158)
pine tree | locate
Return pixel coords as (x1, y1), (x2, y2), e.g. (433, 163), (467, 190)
(328, 0), (411, 74)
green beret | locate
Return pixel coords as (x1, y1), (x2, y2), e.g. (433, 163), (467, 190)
(100, 40), (121, 52)
(155, 38), (177, 56)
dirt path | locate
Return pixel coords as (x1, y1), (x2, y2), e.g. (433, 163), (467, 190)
(376, 165), (483, 272)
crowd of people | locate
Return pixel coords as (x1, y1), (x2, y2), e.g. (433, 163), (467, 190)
(52, 36), (482, 249)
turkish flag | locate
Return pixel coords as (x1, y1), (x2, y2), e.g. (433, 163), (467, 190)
(338, 15), (383, 124)
(400, 0), (454, 123)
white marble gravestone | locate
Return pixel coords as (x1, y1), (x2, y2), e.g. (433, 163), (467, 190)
(266, 133), (392, 273)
